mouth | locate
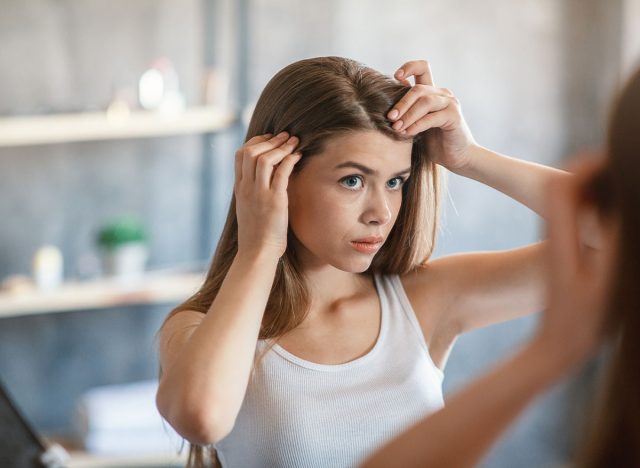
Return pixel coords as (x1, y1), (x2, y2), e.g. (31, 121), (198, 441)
(350, 239), (384, 254)
(352, 236), (384, 244)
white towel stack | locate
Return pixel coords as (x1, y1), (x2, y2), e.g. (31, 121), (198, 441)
(73, 379), (186, 455)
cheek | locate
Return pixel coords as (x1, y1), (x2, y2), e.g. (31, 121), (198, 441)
(288, 191), (353, 241)
(392, 196), (404, 220)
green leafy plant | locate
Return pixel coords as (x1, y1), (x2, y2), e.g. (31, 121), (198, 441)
(96, 217), (148, 251)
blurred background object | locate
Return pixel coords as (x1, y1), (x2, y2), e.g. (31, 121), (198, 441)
(32, 245), (64, 291)
(72, 380), (182, 456)
(0, 0), (639, 466)
(97, 216), (149, 282)
(138, 58), (186, 114)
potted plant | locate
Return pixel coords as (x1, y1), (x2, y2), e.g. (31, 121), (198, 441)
(96, 217), (149, 281)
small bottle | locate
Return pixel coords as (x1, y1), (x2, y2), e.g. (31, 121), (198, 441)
(138, 57), (185, 114)
(32, 245), (64, 291)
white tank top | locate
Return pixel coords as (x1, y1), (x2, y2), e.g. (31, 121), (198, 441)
(214, 272), (445, 467)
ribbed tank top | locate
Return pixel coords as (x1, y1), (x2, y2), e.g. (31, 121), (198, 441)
(214, 272), (445, 468)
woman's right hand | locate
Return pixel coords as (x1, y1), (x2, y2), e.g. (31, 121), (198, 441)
(234, 131), (302, 259)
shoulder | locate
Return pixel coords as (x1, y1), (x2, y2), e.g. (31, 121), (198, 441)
(397, 264), (455, 343)
(395, 266), (461, 370)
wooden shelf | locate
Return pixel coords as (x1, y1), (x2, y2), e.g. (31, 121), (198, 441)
(0, 270), (205, 318)
(0, 106), (237, 147)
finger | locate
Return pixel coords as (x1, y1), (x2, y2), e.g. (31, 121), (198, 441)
(439, 87), (454, 97)
(236, 133), (273, 185)
(403, 109), (454, 136)
(387, 84), (444, 121)
(395, 60), (434, 86)
(256, 136), (300, 189)
(242, 131), (289, 182)
(272, 152), (303, 192)
(246, 131), (290, 160)
(244, 133), (273, 146)
(392, 94), (450, 132)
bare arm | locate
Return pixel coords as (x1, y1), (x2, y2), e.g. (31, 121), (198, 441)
(362, 158), (613, 468)
(156, 131), (303, 445)
(360, 336), (578, 468)
(427, 148), (566, 334)
(386, 60), (570, 218)
(389, 60), (567, 337)
(156, 251), (279, 444)
(428, 242), (547, 336)
(451, 144), (570, 218)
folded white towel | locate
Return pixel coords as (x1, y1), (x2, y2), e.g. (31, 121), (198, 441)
(74, 379), (184, 455)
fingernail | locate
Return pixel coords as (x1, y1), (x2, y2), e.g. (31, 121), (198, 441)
(389, 109), (399, 120)
(393, 120), (403, 130)
(288, 136), (299, 144)
(278, 131), (289, 138)
(396, 69), (404, 78)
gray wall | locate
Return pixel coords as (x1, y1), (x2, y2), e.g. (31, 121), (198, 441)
(0, 0), (214, 436)
(247, 2), (622, 464)
(0, 0), (627, 466)
(251, 0), (621, 467)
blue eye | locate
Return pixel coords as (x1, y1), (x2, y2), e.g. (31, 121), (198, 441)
(387, 177), (404, 189)
(339, 175), (407, 191)
(340, 176), (363, 189)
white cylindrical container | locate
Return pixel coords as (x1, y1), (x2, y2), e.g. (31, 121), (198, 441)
(32, 245), (64, 290)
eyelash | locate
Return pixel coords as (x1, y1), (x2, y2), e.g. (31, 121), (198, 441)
(338, 175), (408, 191)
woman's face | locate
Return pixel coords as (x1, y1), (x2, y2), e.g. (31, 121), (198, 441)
(287, 130), (413, 273)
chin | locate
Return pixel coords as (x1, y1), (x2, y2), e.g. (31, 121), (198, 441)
(332, 255), (373, 274)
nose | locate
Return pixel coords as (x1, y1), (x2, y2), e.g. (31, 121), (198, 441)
(362, 187), (392, 226)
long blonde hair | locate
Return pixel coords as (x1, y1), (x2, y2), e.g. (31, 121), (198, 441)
(159, 56), (443, 466)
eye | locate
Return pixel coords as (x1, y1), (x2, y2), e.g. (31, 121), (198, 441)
(386, 176), (407, 190)
(339, 175), (363, 190)
(338, 175), (408, 191)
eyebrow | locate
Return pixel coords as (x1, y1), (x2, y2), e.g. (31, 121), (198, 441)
(333, 161), (412, 177)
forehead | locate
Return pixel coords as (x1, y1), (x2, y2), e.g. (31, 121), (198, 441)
(313, 130), (413, 170)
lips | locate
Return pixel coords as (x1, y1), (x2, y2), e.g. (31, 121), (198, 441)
(350, 236), (384, 255)
(352, 236), (384, 243)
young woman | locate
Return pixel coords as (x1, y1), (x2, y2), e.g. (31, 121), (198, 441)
(155, 56), (566, 467)
(361, 66), (640, 468)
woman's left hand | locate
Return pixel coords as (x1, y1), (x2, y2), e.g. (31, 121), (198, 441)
(387, 60), (477, 171)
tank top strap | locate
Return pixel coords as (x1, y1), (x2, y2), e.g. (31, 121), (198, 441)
(373, 272), (443, 380)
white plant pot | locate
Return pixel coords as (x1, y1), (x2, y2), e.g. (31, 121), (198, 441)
(102, 243), (148, 282)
